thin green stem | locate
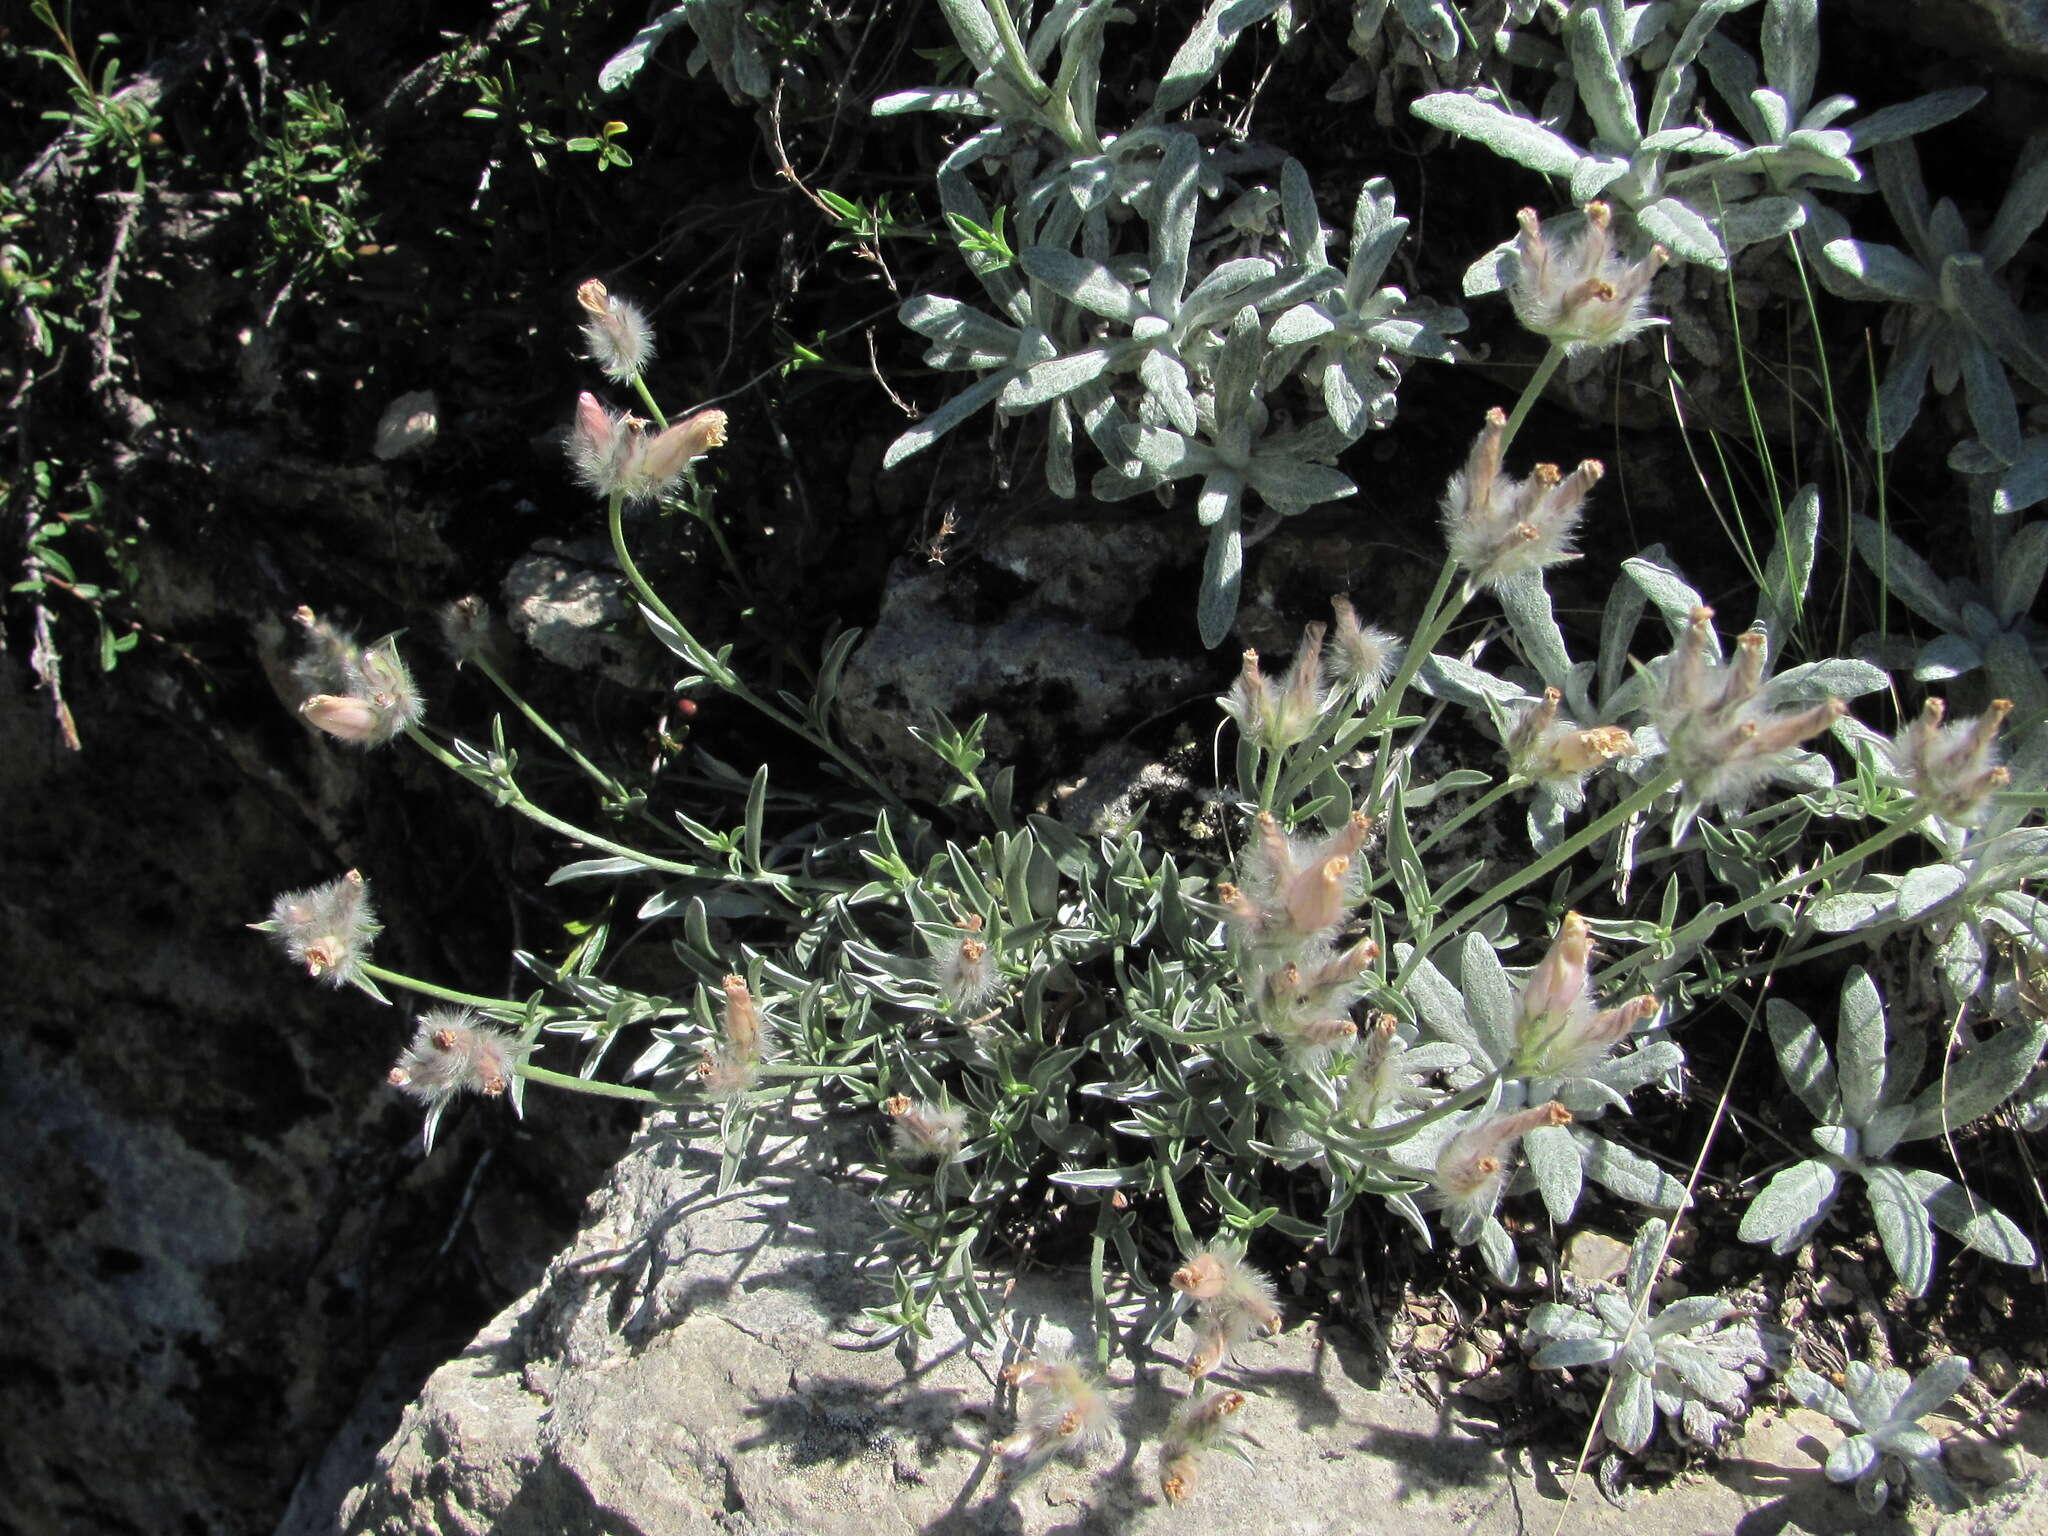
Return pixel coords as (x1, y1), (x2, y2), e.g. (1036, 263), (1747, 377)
(1499, 343), (1566, 459)
(1364, 557), (1462, 736)
(606, 493), (904, 809)
(516, 1062), (670, 1103)
(1599, 804), (1934, 991)
(472, 653), (629, 802)
(402, 718), (824, 890)
(1414, 777), (1524, 860)
(1401, 769), (1681, 982)
(361, 961), (526, 1013)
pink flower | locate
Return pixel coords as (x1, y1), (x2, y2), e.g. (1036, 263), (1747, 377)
(1441, 408), (1602, 588)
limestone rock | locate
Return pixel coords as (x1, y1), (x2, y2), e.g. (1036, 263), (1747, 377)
(335, 1120), (2048, 1535)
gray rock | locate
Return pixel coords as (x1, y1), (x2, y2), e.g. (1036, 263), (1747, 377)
(836, 520), (1199, 801)
(1562, 1229), (1633, 1287)
(504, 539), (669, 690)
(333, 1119), (2048, 1535)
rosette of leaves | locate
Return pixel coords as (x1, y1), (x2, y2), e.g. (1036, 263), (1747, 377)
(1846, 512), (2048, 709)
(1263, 167), (1465, 441)
(1526, 1217), (1774, 1452)
(1094, 303), (1361, 648)
(1808, 783), (2048, 1010)
(1737, 967), (2043, 1296)
(997, 140), (1336, 445)
(1786, 1355), (1973, 1515)
(1402, 932), (1688, 1225)
(1819, 136), (2048, 464)
(1690, 0), (1982, 288)
(1414, 0), (1778, 283)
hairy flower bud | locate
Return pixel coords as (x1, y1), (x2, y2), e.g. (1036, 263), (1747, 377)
(1430, 1102), (1571, 1222)
(1891, 697), (2012, 825)
(1507, 688), (1634, 804)
(1441, 408), (1602, 588)
(576, 278), (654, 382)
(1158, 1388), (1248, 1504)
(388, 1007), (532, 1151)
(256, 869), (380, 988)
(998, 1352), (1115, 1477)
(932, 923), (1000, 1012)
(1326, 595), (1399, 702)
(1653, 609), (1846, 809)
(1173, 1240), (1283, 1377)
(1236, 811), (1375, 949)
(885, 1095), (968, 1162)
(1509, 201), (1668, 353)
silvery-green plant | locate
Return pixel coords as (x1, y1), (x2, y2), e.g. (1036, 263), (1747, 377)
(1737, 967), (2043, 1295)
(1689, 0), (1981, 287)
(1847, 511), (2048, 714)
(874, 0), (1463, 644)
(1526, 1217), (1776, 1451)
(1399, 920), (1686, 1251)
(1820, 136), (2048, 464)
(1415, 0), (1779, 281)
(1786, 1355), (1973, 1514)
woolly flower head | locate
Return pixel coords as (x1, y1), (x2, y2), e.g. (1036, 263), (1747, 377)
(1428, 1102), (1571, 1225)
(1222, 810), (1375, 951)
(290, 609), (425, 747)
(1890, 696), (2012, 825)
(567, 393), (729, 504)
(256, 869), (380, 988)
(998, 1351), (1117, 1478)
(929, 916), (1000, 1013)
(1509, 201), (1668, 353)
(388, 1007), (532, 1153)
(1326, 595), (1398, 703)
(1172, 1240), (1282, 1378)
(1510, 912), (1659, 1079)
(1441, 408), (1601, 588)
(883, 1095), (968, 1162)
(1506, 688), (1634, 806)
(576, 278), (654, 383)
(1652, 607), (1845, 810)
(1158, 1388), (1249, 1504)
(1254, 936), (1378, 1067)
(1220, 624), (1326, 752)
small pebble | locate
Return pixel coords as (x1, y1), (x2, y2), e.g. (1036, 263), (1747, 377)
(1979, 1348), (2016, 1394)
(1446, 1340), (1486, 1377)
(1816, 1276), (1854, 1308)
(1563, 1231), (1631, 1286)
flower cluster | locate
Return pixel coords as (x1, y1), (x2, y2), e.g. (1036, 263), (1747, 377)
(292, 608), (425, 747)
(255, 869), (380, 988)
(883, 1095), (968, 1162)
(1890, 696), (2012, 825)
(1441, 407), (1603, 588)
(997, 1351), (1116, 1477)
(1157, 1389), (1248, 1504)
(568, 392), (729, 504)
(1654, 608), (1844, 809)
(388, 1007), (532, 1151)
(1428, 1101), (1571, 1225)
(1171, 1240), (1283, 1377)
(1509, 200), (1668, 353)
(1510, 912), (1659, 1080)
(1506, 688), (1635, 806)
